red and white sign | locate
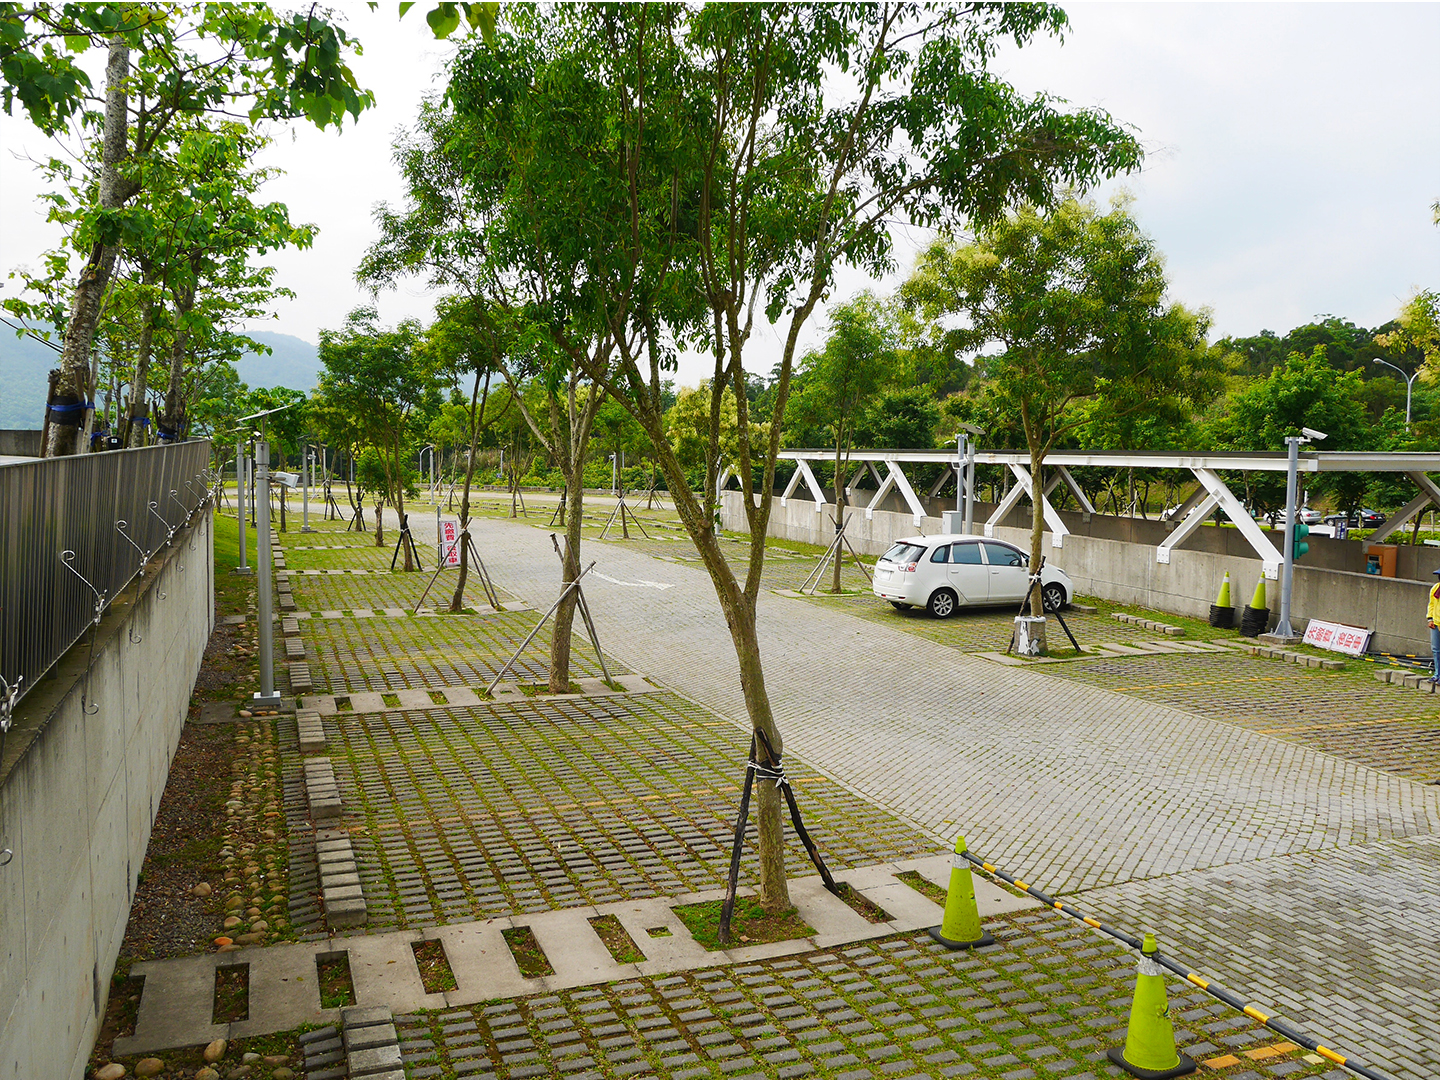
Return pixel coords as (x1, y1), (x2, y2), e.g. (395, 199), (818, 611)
(1302, 618), (1371, 656)
(439, 520), (462, 567)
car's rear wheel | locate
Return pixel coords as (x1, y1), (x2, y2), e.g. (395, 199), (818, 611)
(889, 600), (911, 610)
(1041, 582), (1067, 613)
(927, 589), (958, 618)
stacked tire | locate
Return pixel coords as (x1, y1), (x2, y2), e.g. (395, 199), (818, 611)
(1239, 605), (1269, 637)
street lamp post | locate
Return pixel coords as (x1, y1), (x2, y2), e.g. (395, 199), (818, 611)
(1372, 357), (1419, 428)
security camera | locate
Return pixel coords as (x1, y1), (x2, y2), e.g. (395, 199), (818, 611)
(1301, 427), (1328, 441)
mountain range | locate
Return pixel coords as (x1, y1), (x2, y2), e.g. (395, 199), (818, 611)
(0, 330), (321, 429)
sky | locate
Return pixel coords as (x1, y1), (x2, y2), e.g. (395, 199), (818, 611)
(1, 2), (1437, 390)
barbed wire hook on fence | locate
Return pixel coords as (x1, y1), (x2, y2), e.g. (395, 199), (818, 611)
(149, 499), (176, 548)
(116, 520), (152, 643)
(60, 550), (106, 715)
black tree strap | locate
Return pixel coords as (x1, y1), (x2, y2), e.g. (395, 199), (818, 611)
(718, 733), (759, 945)
(717, 729), (840, 945)
(756, 728), (838, 896)
(46, 394), (93, 428)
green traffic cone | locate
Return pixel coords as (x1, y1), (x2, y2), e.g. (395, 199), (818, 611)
(926, 836), (995, 950)
(1248, 575), (1267, 611)
(1215, 572), (1231, 608)
(1106, 934), (1197, 1079)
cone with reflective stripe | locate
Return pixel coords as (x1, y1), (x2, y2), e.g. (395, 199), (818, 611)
(1248, 575), (1266, 610)
(1106, 934), (1196, 1078)
(1215, 572), (1231, 608)
(926, 836), (995, 950)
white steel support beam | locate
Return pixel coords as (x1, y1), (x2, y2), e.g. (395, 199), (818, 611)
(1365, 471), (1440, 545)
(780, 458), (827, 513)
(864, 460), (927, 528)
(983, 464), (1068, 548)
(1054, 466), (1096, 518)
(1155, 491), (1221, 563)
(1163, 468), (1282, 578)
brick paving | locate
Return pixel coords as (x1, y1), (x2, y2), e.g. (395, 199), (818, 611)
(394, 913), (1345, 1080)
(452, 511), (1440, 1079)
(298, 609), (609, 692)
(315, 694), (930, 932)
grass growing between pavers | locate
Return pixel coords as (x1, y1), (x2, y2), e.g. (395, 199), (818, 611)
(317, 951), (357, 1008)
(591, 915), (648, 964)
(393, 912), (1348, 1080)
(504, 926), (558, 978)
(675, 897), (817, 950)
(297, 607), (614, 693)
(306, 693), (933, 932)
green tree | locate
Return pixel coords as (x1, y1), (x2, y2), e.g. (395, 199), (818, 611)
(1209, 347), (1372, 520)
(317, 309), (441, 569)
(787, 294), (894, 591)
(419, 295), (511, 612)
(903, 197), (1221, 614)
(448, 1), (1142, 912)
(2, 4), (371, 456)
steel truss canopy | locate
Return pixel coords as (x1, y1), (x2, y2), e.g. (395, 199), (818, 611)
(773, 448), (1440, 581)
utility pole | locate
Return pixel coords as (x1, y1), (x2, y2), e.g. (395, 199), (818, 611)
(1275, 426), (1326, 639)
(238, 402), (300, 704)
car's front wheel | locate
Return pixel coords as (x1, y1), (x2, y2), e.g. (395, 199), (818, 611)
(1041, 582), (1067, 613)
(927, 588), (958, 618)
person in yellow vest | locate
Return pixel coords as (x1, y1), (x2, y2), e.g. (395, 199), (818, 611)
(1429, 569), (1440, 681)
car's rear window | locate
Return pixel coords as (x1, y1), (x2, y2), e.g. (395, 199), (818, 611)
(881, 543), (925, 564)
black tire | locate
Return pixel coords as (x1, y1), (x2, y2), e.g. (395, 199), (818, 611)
(1040, 582), (1067, 613)
(927, 589), (958, 619)
(889, 600), (911, 610)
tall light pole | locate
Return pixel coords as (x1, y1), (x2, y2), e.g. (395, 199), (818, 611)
(1275, 426), (1327, 640)
(956, 423), (984, 534)
(1372, 357), (1419, 428)
(238, 401), (301, 703)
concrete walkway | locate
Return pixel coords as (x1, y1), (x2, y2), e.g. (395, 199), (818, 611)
(115, 856), (1029, 1056)
(455, 512), (1440, 1080)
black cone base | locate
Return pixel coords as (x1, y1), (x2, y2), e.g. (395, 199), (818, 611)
(1105, 1046), (1197, 1079)
(926, 925), (996, 950)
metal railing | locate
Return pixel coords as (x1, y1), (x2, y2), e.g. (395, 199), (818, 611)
(0, 441), (213, 711)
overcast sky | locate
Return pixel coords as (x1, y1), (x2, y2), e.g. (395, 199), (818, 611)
(2, 2), (1436, 389)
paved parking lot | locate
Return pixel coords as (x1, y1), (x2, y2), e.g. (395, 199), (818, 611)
(451, 508), (1440, 1080)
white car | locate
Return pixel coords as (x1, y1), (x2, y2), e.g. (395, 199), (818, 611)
(872, 534), (1074, 618)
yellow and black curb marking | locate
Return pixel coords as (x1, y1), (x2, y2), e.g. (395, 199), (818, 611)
(960, 848), (1396, 1080)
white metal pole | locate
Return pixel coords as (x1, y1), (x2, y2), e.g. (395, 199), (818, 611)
(1276, 435), (1300, 638)
(955, 434), (965, 515)
(301, 446), (314, 532)
(236, 440), (250, 573)
(964, 441), (976, 535)
(255, 435), (280, 701)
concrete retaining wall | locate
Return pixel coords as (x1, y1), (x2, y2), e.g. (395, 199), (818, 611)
(728, 491), (1436, 657)
(0, 431), (41, 458)
(0, 511), (214, 1080)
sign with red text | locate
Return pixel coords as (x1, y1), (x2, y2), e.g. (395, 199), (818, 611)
(1302, 619), (1371, 656)
(439, 520), (461, 567)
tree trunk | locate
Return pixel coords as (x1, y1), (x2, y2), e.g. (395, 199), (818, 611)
(450, 369), (488, 612)
(125, 271), (156, 447)
(1029, 457), (1046, 618)
(707, 546), (788, 910)
(831, 442), (845, 593)
(375, 504), (384, 548)
(548, 472), (585, 694)
(44, 35), (130, 455)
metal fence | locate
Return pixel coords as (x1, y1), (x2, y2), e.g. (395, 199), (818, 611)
(0, 441), (213, 710)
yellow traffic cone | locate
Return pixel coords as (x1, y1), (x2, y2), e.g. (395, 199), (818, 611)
(1215, 572), (1231, 608)
(926, 836), (995, 950)
(1106, 934), (1197, 1078)
(1248, 575), (1266, 610)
